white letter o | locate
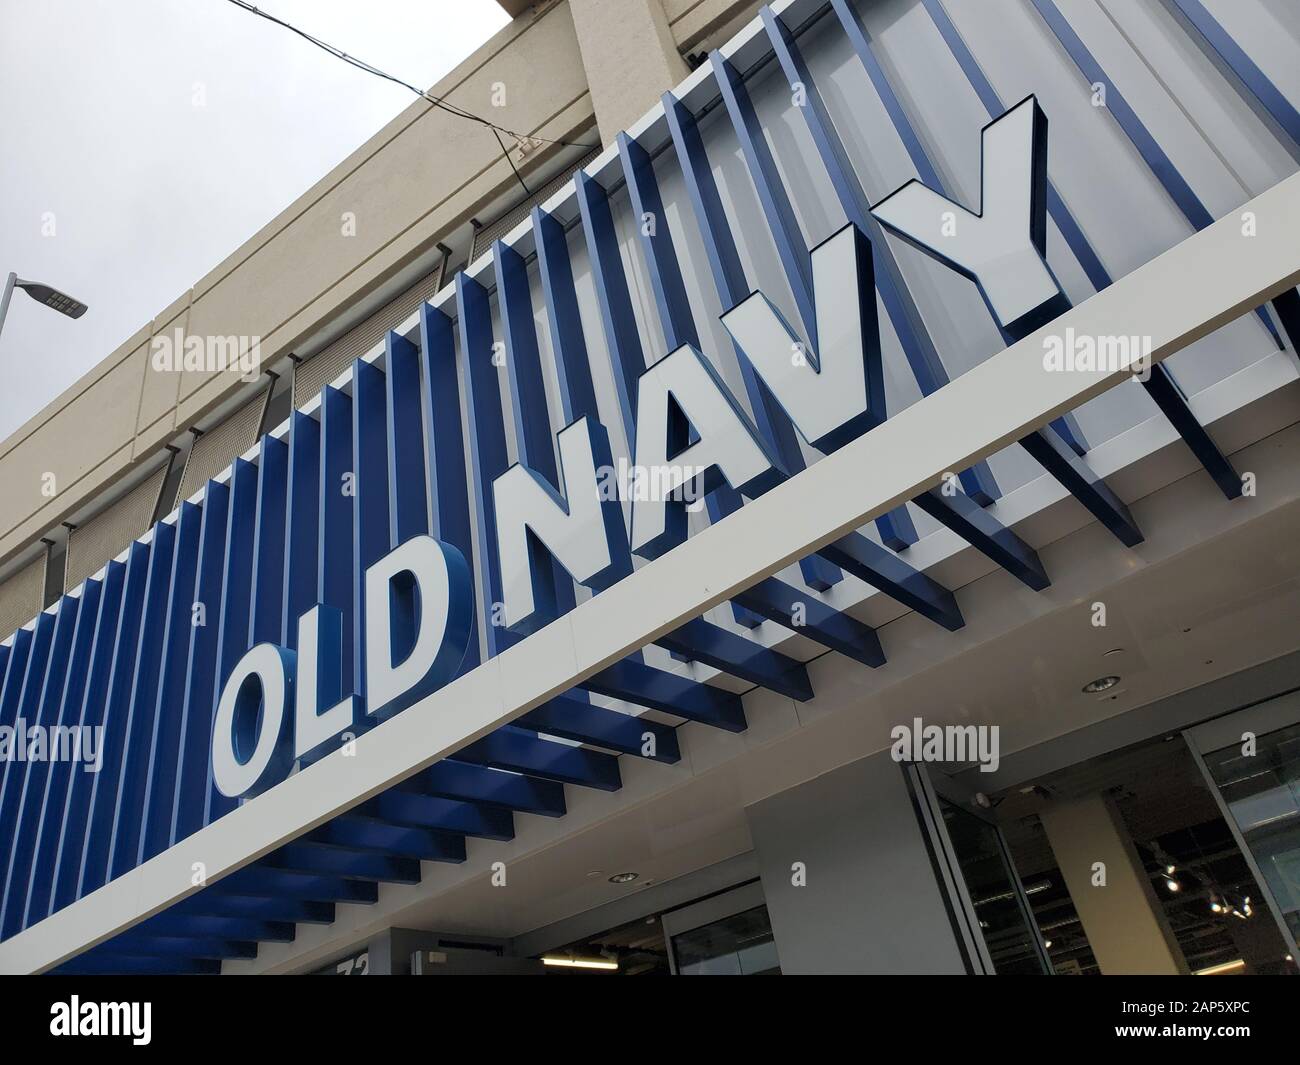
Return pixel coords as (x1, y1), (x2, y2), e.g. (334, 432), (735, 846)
(212, 643), (295, 798)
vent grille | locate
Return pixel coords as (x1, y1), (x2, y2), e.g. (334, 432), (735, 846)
(64, 467), (167, 592)
(174, 387), (272, 505)
(292, 261), (447, 411)
(0, 554), (47, 644)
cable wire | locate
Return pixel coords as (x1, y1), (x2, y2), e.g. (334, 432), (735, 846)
(222, 0), (599, 194)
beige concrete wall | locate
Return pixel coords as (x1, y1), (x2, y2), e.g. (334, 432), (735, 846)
(570, 0), (689, 140)
(665, 0), (763, 49)
(0, 2), (594, 575)
(567, 0), (758, 142)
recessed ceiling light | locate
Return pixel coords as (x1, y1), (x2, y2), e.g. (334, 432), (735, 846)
(1082, 675), (1120, 693)
(608, 871), (639, 884)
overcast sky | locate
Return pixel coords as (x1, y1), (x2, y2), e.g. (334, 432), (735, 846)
(0, 0), (508, 443)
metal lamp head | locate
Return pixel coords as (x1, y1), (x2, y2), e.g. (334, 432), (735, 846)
(16, 280), (88, 319)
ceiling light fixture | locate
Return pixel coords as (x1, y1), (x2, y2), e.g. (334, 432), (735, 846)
(608, 872), (639, 884)
(1194, 959), (1246, 976)
(1082, 676), (1121, 694)
(541, 955), (619, 970)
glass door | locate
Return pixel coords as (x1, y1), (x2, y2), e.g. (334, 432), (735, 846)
(1185, 692), (1300, 962)
(661, 881), (781, 975)
(910, 765), (1053, 974)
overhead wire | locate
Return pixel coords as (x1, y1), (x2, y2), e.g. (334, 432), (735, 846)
(222, 0), (600, 194)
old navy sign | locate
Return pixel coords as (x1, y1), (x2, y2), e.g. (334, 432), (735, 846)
(213, 95), (1064, 798)
(212, 537), (471, 797)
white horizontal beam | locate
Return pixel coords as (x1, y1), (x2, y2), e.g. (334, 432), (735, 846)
(4, 171), (1299, 974)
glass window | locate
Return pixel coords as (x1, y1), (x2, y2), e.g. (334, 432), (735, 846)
(1203, 723), (1300, 944)
(670, 905), (780, 975)
(940, 799), (1049, 974)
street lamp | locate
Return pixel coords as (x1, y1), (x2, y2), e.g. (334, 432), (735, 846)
(0, 271), (89, 340)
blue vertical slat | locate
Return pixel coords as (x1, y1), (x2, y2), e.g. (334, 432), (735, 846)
(492, 240), (579, 620)
(104, 519), (178, 883)
(352, 358), (391, 698)
(614, 136), (701, 356)
(21, 578), (102, 928)
(0, 627), (38, 864)
(492, 242), (555, 475)
(709, 51), (817, 346)
(573, 169), (647, 442)
(205, 459), (259, 827)
(249, 435), (290, 647)
(1029, 0), (1283, 349)
(1169, 0), (1300, 147)
(137, 501), (203, 865)
(457, 272), (516, 658)
(418, 303), (478, 672)
(169, 481), (230, 846)
(0, 613), (57, 851)
(317, 386), (356, 697)
(532, 207), (601, 425)
(0, 612), (58, 856)
(75, 539), (151, 900)
(48, 561), (124, 915)
(282, 410), (321, 649)
(386, 332), (430, 546)
(0, 596), (80, 938)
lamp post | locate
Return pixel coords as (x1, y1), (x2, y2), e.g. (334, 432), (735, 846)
(0, 271), (89, 341)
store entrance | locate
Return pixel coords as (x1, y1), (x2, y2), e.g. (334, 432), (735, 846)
(536, 881), (779, 976)
(928, 717), (1299, 975)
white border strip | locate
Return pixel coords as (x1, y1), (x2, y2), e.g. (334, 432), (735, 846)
(4, 172), (1299, 974)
